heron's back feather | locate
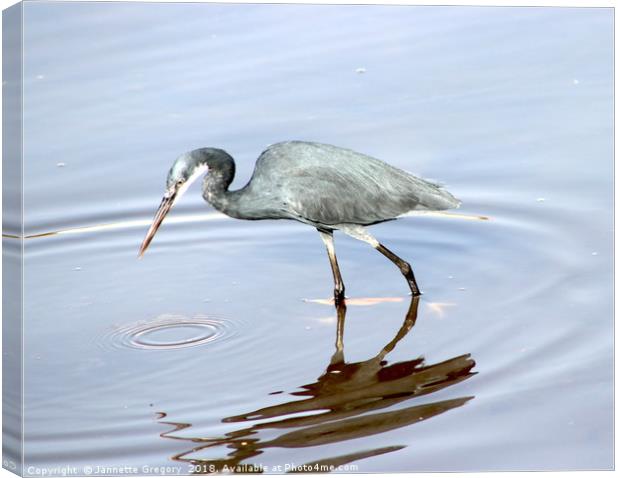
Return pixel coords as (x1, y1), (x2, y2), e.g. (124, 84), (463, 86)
(245, 141), (460, 227)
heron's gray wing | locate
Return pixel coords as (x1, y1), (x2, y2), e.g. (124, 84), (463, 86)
(259, 142), (459, 226)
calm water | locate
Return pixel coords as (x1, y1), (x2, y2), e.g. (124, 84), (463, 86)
(14, 3), (613, 474)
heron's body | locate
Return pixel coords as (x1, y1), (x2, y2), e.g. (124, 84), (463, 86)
(140, 141), (460, 302)
(204, 141), (459, 228)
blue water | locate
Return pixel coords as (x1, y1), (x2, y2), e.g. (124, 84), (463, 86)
(14, 3), (613, 473)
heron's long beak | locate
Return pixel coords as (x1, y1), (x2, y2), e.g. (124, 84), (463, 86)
(138, 190), (177, 258)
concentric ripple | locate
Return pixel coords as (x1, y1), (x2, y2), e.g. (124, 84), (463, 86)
(100, 314), (238, 351)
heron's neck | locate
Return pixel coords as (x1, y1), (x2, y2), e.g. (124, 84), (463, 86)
(201, 150), (248, 219)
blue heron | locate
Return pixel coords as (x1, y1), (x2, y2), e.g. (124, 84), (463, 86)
(139, 141), (460, 302)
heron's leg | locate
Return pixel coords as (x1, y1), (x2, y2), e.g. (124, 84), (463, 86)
(340, 224), (421, 296)
(376, 243), (421, 295)
(318, 229), (346, 304)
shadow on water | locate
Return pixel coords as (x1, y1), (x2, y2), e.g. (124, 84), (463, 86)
(156, 297), (476, 473)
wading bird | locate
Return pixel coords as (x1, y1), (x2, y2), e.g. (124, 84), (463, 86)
(139, 141), (459, 302)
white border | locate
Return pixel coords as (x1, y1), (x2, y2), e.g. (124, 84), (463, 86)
(0, 1), (616, 478)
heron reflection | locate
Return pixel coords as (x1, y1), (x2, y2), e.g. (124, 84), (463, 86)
(157, 297), (476, 473)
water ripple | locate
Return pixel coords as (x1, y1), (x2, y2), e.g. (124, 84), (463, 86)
(99, 314), (239, 351)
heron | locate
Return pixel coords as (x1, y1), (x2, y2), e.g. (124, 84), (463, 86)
(139, 141), (460, 302)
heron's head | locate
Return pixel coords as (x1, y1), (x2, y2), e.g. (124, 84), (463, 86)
(138, 150), (210, 257)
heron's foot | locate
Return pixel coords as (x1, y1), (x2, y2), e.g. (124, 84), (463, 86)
(407, 278), (421, 296)
(399, 263), (421, 297)
(333, 288), (346, 305)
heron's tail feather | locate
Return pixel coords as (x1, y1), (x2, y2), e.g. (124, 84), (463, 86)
(411, 177), (461, 211)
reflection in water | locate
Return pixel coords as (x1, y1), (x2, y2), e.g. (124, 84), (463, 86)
(157, 297), (476, 473)
(304, 296), (405, 306)
(1, 210), (488, 240)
